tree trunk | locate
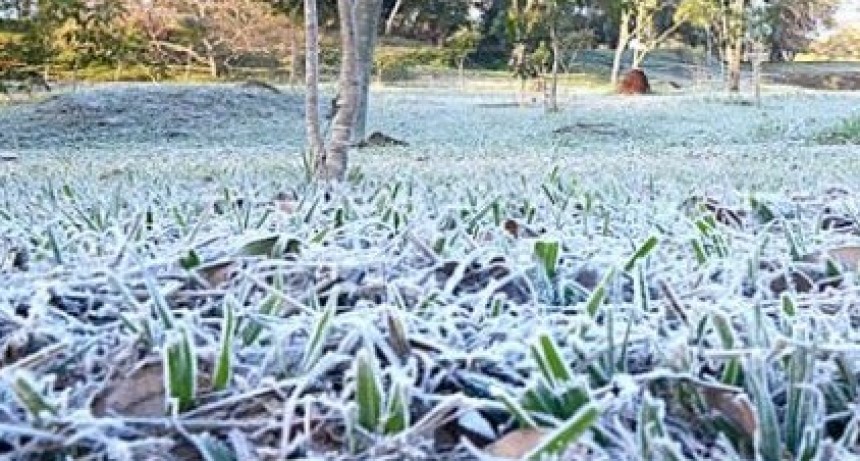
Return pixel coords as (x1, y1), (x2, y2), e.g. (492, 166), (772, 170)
(611, 9), (631, 85)
(723, 0), (745, 93)
(726, 42), (742, 92)
(304, 0), (325, 167)
(289, 24), (303, 84)
(548, 25), (559, 112)
(352, 0), (383, 143)
(458, 58), (465, 89)
(384, 0), (404, 35)
(315, 0), (360, 181)
(632, 47), (648, 69)
(209, 55), (218, 79)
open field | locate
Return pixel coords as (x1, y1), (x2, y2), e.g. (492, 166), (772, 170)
(2, 83), (860, 460)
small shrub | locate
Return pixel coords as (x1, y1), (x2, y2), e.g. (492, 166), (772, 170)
(817, 117), (860, 145)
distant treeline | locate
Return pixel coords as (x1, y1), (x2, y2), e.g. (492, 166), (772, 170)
(0, 0), (849, 83)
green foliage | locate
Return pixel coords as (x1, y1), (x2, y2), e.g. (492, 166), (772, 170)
(526, 404), (600, 459)
(373, 46), (455, 81)
(445, 26), (481, 65)
(164, 327), (198, 413)
(352, 350), (411, 437)
(497, 332), (595, 426)
(817, 117), (860, 145)
(674, 0), (720, 28)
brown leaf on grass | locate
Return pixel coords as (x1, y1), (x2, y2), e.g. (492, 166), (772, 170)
(825, 246), (860, 270)
(198, 261), (238, 287)
(701, 388), (758, 438)
(681, 196), (745, 228)
(275, 199), (297, 214)
(485, 428), (548, 459)
(502, 219), (539, 239)
(92, 362), (166, 417)
(503, 219), (519, 238)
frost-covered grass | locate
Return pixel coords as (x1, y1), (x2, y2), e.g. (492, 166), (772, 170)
(3, 85), (860, 460)
(818, 116), (860, 145)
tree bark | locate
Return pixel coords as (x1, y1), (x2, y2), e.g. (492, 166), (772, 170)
(458, 58), (465, 89)
(289, 23), (303, 84)
(726, 42), (742, 92)
(315, 0), (360, 181)
(304, 0), (325, 166)
(548, 24), (559, 112)
(723, 0), (746, 92)
(352, 0), (383, 143)
(611, 9), (631, 85)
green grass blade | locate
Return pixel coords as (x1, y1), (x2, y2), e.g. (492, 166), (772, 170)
(355, 350), (382, 433)
(213, 297), (236, 391)
(534, 240), (560, 280)
(525, 403), (599, 460)
(491, 386), (539, 429)
(624, 235), (658, 272)
(164, 327), (197, 412)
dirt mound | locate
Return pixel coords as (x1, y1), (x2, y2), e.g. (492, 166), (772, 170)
(0, 84), (302, 150)
(355, 131), (409, 148)
(618, 69), (651, 95)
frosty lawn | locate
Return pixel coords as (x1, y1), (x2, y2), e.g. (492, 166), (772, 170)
(2, 84), (860, 460)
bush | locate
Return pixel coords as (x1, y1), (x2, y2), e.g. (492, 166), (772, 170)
(809, 27), (860, 60)
(817, 117), (860, 145)
(374, 46), (456, 82)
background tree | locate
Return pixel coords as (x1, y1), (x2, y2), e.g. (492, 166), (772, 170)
(609, 0), (704, 83)
(353, 0), (383, 143)
(506, 0), (588, 111)
(383, 0), (471, 45)
(764, 0), (838, 61)
(132, 0), (291, 78)
(446, 25), (481, 87)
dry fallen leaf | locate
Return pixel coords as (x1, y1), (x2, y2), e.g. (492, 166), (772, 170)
(485, 428), (548, 459)
(198, 261), (238, 287)
(503, 219), (520, 238)
(825, 246), (860, 270)
(275, 199), (297, 214)
(701, 389), (758, 438)
(92, 362), (166, 417)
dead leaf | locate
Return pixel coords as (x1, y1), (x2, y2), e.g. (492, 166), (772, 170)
(275, 200), (297, 214)
(701, 389), (757, 438)
(825, 246), (860, 270)
(198, 261), (237, 287)
(485, 428), (549, 459)
(503, 219), (519, 238)
(92, 362), (166, 417)
(681, 196), (745, 228)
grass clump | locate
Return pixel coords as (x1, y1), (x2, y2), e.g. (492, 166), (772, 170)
(817, 116), (860, 144)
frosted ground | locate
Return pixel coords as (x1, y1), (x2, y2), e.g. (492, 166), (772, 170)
(2, 83), (860, 460)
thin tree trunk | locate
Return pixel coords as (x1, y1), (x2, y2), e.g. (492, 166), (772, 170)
(353, 0), (383, 143)
(548, 25), (559, 112)
(305, 0), (325, 166)
(632, 47), (648, 68)
(209, 55), (218, 79)
(611, 9), (631, 85)
(727, 42), (742, 92)
(724, 0), (745, 93)
(316, 0), (360, 181)
(289, 25), (302, 84)
(458, 58), (465, 89)
(384, 0), (404, 35)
